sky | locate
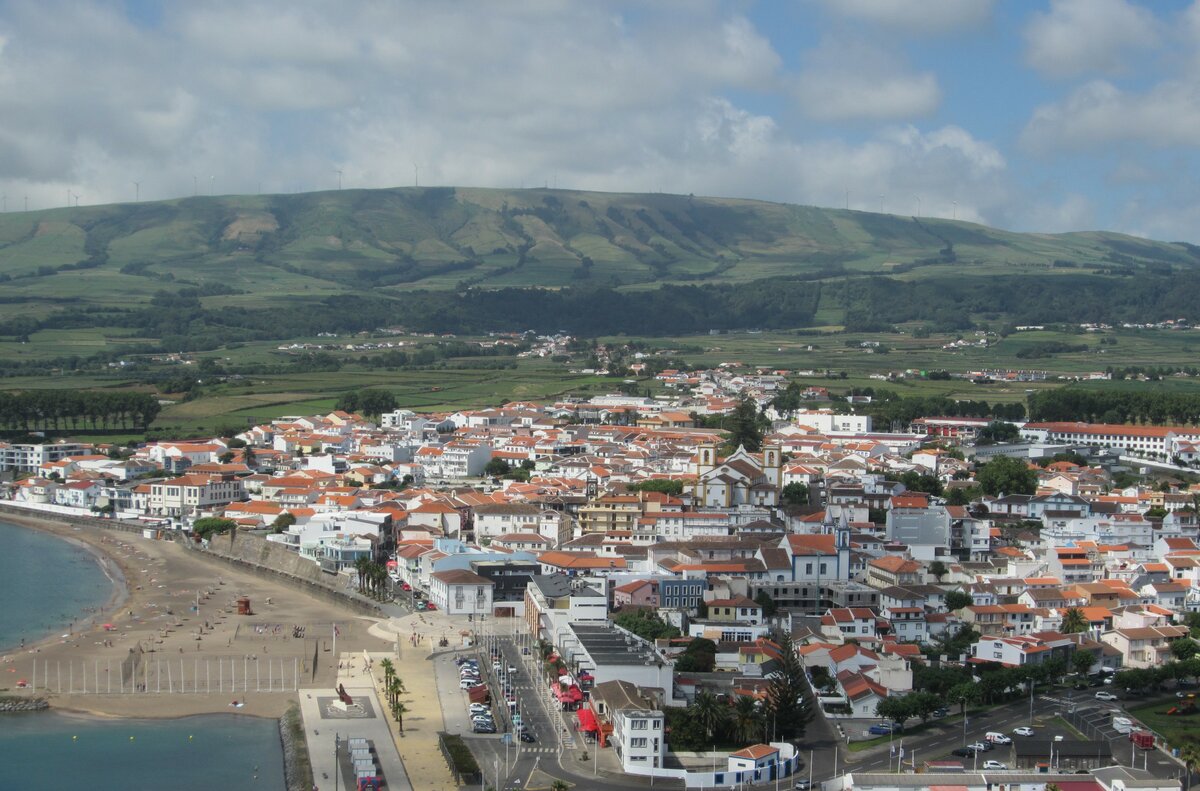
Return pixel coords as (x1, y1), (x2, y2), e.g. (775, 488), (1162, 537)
(1, 0), (1199, 241)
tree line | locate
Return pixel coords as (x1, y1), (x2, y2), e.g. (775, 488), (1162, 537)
(0, 390), (161, 432)
(1028, 387), (1200, 425)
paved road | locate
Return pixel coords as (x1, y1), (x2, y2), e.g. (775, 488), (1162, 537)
(842, 691), (1185, 781)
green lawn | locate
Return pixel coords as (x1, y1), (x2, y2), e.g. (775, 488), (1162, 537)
(1127, 700), (1200, 749)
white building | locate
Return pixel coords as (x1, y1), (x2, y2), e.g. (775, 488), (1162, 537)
(612, 708), (666, 772)
(428, 568), (495, 616)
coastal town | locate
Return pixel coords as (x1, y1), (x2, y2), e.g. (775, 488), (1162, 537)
(4, 364), (1200, 791)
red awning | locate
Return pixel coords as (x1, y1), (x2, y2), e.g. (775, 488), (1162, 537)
(576, 708), (598, 732)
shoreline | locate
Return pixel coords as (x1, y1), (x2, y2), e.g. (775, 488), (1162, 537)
(0, 514), (132, 659)
(0, 509), (387, 721)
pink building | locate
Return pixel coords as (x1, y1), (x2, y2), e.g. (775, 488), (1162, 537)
(613, 579), (659, 609)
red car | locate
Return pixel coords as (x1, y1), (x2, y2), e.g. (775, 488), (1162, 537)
(400, 583), (411, 591)
(425, 602), (437, 611)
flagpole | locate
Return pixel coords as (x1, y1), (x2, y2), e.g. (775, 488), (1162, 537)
(332, 622), (337, 666)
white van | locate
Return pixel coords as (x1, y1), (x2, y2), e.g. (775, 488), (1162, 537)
(986, 731), (1012, 744)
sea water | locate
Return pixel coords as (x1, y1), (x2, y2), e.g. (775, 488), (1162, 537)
(0, 520), (285, 789)
(0, 711), (286, 790)
(0, 520), (116, 653)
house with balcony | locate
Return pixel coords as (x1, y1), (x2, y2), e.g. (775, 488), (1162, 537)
(1100, 625), (1188, 668)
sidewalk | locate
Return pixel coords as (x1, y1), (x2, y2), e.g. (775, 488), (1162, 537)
(348, 623), (461, 791)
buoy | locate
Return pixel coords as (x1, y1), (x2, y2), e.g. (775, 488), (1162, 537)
(129, 736), (134, 741)
(72, 735), (77, 741)
(189, 735), (193, 740)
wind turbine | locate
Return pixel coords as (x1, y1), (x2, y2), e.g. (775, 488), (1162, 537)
(913, 194), (921, 218)
(193, 175), (198, 196)
(413, 162), (420, 188)
(209, 175), (214, 195)
(133, 181), (140, 202)
(24, 195), (28, 212)
(335, 169), (343, 190)
(2, 194), (5, 212)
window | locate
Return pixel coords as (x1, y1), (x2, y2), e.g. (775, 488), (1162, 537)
(631, 738), (647, 748)
(806, 563), (813, 575)
(631, 719), (647, 730)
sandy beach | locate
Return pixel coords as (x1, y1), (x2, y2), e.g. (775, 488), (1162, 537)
(0, 513), (390, 720)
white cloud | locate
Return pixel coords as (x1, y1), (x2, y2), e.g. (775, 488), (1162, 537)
(815, 0), (993, 34)
(1023, 0), (1160, 78)
(1023, 79), (1200, 150)
(794, 38), (940, 121)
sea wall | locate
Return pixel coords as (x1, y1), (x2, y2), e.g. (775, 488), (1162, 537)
(279, 702), (314, 791)
(0, 503), (169, 537)
(188, 531), (382, 617)
(0, 696), (49, 713)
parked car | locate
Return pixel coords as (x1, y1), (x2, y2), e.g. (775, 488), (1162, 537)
(1013, 727), (1035, 737)
(868, 724), (896, 735)
(473, 724), (496, 734)
(460, 679), (480, 689)
(951, 747), (975, 758)
(932, 708), (949, 719)
(793, 781), (811, 791)
(986, 732), (1012, 745)
(982, 760), (1008, 770)
(425, 603), (437, 611)
(967, 742), (990, 752)
(1095, 691), (1119, 701)
(469, 704), (490, 715)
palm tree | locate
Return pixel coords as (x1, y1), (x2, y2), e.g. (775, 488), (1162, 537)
(551, 781), (569, 791)
(1181, 743), (1200, 791)
(379, 658), (395, 689)
(1061, 607), (1088, 634)
(731, 696), (762, 745)
(353, 557), (370, 593)
(391, 701), (409, 733)
(389, 676), (405, 707)
(692, 691), (728, 744)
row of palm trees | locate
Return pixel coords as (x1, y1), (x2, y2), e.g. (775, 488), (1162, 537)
(690, 691), (766, 745)
(353, 557), (391, 600)
(378, 658), (409, 733)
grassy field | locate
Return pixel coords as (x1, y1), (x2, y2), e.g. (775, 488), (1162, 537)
(1127, 700), (1200, 749)
(2, 323), (1199, 439)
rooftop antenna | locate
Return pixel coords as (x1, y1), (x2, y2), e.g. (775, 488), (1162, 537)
(335, 169), (343, 190)
(133, 181), (140, 202)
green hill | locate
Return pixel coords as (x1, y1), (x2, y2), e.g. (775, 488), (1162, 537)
(1, 186), (1198, 343)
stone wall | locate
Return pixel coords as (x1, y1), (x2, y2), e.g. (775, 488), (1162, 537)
(0, 696), (49, 713)
(189, 531), (382, 616)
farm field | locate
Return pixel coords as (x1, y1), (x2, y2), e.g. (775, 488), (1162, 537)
(2, 325), (1200, 439)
